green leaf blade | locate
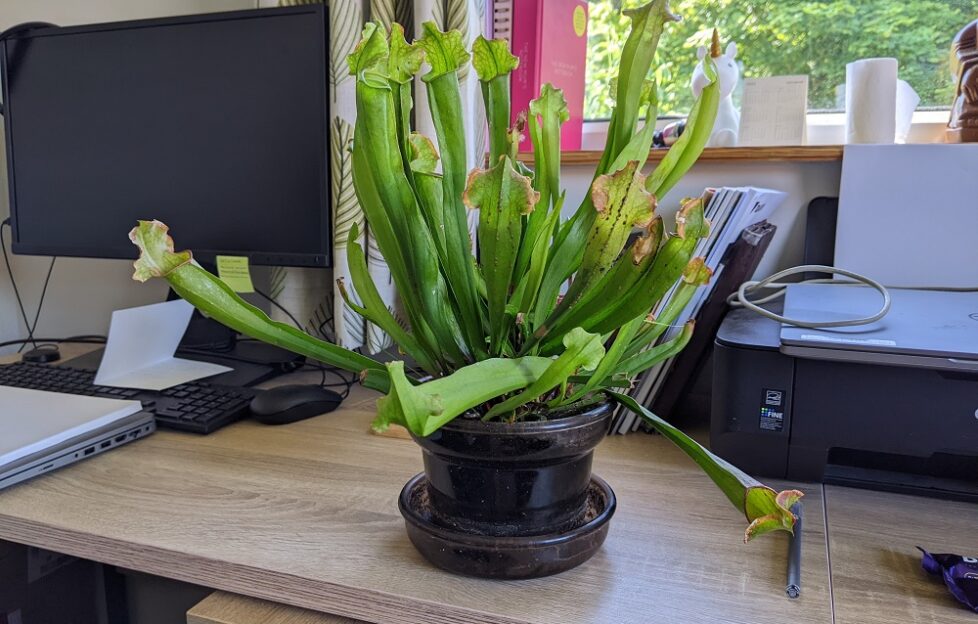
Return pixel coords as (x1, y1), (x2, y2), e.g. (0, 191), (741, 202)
(572, 161), (656, 296)
(601, 0), (677, 171)
(536, 217), (663, 350)
(129, 221), (389, 391)
(609, 390), (802, 542)
(414, 22), (487, 360)
(350, 62), (470, 369)
(484, 328), (604, 420)
(586, 195), (708, 335)
(343, 224), (438, 372)
(464, 157), (540, 355)
(387, 23), (424, 84)
(373, 357), (553, 436)
(647, 57), (720, 199)
(473, 35), (519, 165)
(417, 21), (470, 82)
(346, 22), (388, 80)
(471, 35), (519, 82)
(624, 255), (712, 358)
(616, 319), (695, 377)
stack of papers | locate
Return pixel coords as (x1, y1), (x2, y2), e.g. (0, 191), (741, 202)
(610, 186), (788, 434)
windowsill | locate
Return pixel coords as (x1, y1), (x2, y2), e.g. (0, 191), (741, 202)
(806, 110), (949, 144)
(580, 110), (951, 150)
(515, 145), (844, 165)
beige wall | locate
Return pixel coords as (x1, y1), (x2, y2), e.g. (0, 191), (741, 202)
(0, 0), (256, 354)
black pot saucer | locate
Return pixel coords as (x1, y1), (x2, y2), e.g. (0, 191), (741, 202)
(398, 472), (617, 580)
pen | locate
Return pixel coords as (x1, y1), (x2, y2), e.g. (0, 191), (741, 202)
(786, 502), (802, 599)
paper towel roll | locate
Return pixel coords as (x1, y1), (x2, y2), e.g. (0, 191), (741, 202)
(845, 57), (898, 144)
(894, 79), (920, 143)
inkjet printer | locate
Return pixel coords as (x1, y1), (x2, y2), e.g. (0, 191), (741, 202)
(711, 283), (978, 502)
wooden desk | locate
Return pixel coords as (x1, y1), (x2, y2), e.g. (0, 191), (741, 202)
(0, 347), (972, 623)
(826, 485), (978, 624)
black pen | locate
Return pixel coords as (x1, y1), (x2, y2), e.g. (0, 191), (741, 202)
(786, 502), (802, 599)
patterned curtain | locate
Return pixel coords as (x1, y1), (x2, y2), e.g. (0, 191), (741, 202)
(273, 0), (488, 354)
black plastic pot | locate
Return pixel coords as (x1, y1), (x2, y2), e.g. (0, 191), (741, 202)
(398, 401), (617, 579)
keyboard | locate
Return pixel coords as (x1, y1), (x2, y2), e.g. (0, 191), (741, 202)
(0, 361), (257, 434)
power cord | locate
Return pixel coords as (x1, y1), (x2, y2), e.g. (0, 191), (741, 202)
(253, 286), (303, 330)
(25, 255), (56, 352)
(729, 265), (891, 329)
(249, 288), (356, 396)
(730, 264), (978, 329)
(0, 220), (33, 348)
(0, 335), (106, 350)
(1, 219), (57, 351)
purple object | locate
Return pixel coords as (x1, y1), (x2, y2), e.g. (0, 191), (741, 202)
(919, 547), (978, 613)
(653, 120), (686, 148)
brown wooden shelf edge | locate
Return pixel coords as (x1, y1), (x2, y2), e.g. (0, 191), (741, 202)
(513, 145), (844, 165)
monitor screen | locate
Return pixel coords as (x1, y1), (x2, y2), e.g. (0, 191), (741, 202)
(1, 5), (330, 267)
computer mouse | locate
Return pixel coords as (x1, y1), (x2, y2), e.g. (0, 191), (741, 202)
(249, 384), (343, 425)
(22, 344), (61, 363)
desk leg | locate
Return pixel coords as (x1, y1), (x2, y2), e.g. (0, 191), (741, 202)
(100, 565), (130, 624)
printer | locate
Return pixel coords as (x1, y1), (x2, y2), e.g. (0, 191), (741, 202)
(710, 283), (978, 501)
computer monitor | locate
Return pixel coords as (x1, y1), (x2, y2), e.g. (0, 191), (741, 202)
(1, 5), (331, 268)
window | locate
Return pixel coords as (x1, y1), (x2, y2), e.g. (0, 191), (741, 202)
(585, 0), (978, 120)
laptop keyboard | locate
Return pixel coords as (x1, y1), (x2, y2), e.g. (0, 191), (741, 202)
(0, 361), (256, 434)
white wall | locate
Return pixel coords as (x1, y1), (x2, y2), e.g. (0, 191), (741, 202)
(0, 0), (256, 354)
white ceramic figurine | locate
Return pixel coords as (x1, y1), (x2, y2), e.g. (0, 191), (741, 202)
(691, 30), (740, 147)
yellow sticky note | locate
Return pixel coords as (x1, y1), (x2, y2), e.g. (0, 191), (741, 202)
(216, 255), (254, 293)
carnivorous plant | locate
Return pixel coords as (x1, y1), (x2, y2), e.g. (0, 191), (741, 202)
(129, 1), (801, 541)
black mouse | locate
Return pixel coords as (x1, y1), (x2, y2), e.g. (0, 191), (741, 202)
(22, 344), (61, 363)
(249, 384), (343, 425)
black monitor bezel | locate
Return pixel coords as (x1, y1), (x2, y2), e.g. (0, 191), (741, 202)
(1, 5), (331, 268)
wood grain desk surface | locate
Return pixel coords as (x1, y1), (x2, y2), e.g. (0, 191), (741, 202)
(826, 485), (978, 624)
(0, 348), (974, 624)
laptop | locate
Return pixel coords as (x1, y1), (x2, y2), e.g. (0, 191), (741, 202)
(0, 387), (156, 491)
(780, 283), (978, 372)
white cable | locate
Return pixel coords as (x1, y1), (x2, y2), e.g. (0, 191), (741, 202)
(728, 265), (891, 329)
(730, 264), (978, 329)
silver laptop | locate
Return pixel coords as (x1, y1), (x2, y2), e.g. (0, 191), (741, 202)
(780, 283), (978, 371)
(0, 387), (155, 491)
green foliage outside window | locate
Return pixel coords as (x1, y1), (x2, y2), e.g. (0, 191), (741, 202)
(586, 0), (978, 119)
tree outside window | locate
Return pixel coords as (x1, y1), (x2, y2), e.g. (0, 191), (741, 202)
(586, 0), (978, 119)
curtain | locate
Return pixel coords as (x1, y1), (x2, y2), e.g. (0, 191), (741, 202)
(273, 0), (488, 355)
